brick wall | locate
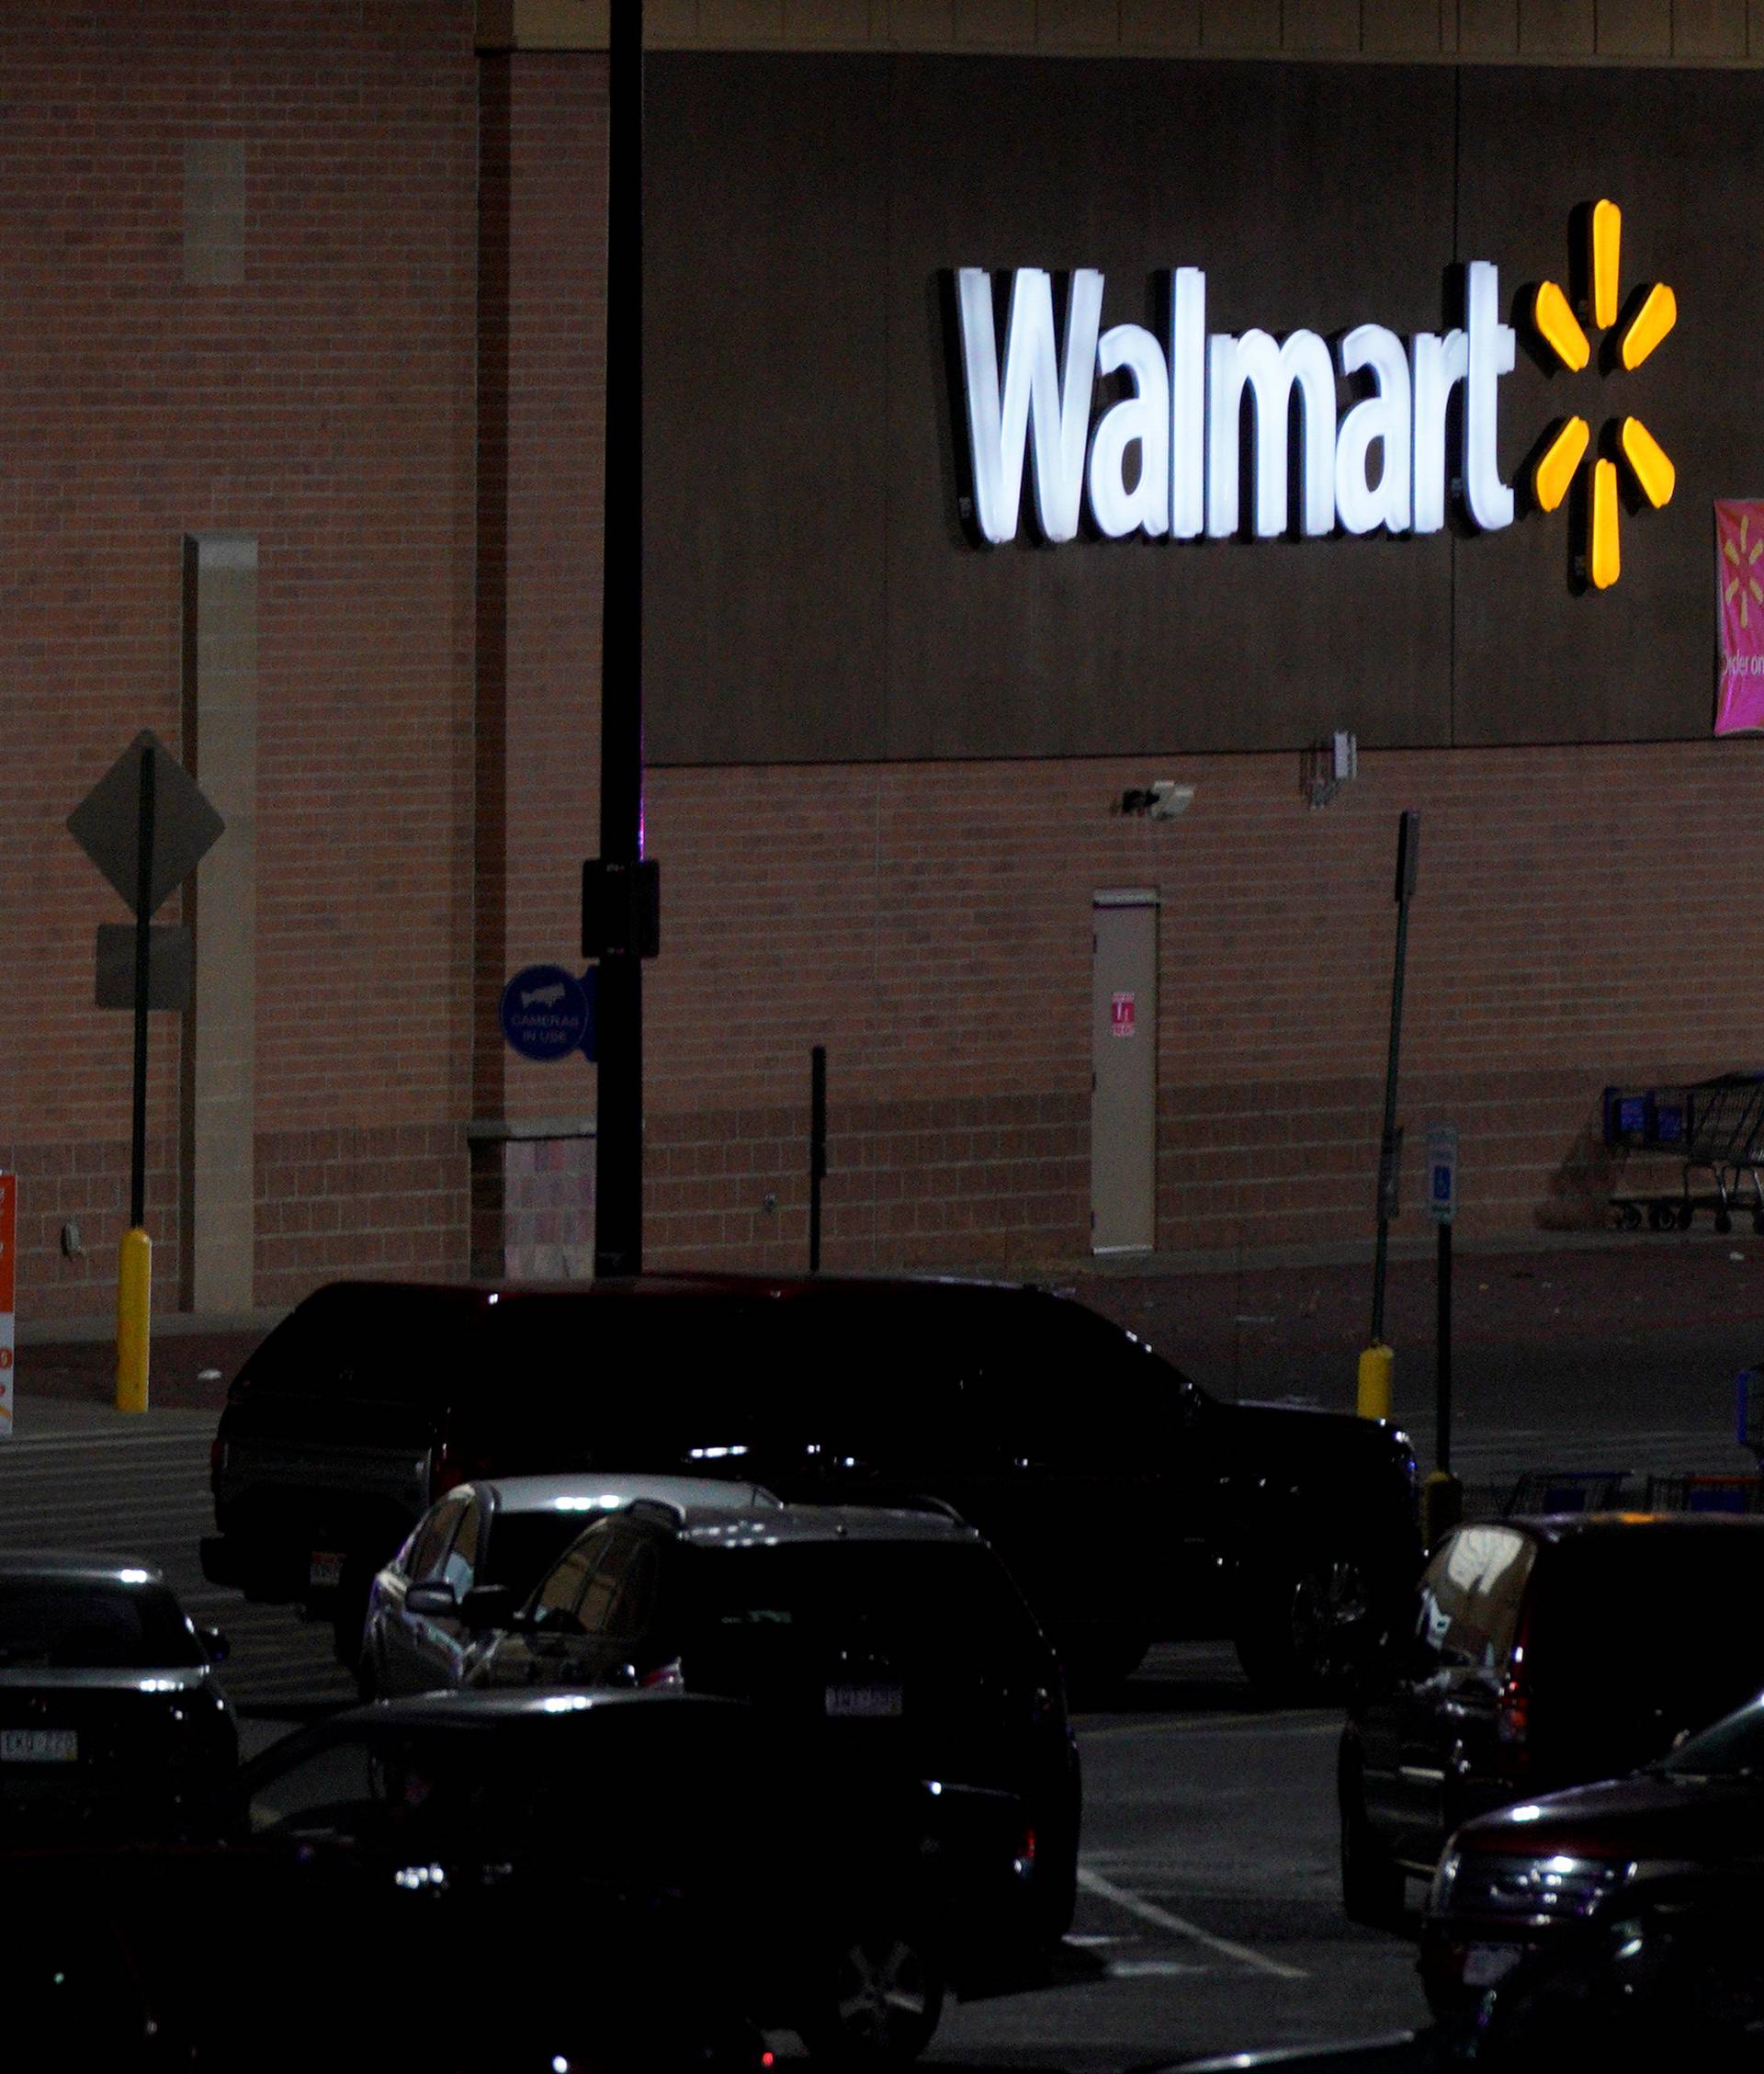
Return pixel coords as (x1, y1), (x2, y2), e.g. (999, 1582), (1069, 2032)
(643, 740), (1764, 1270)
(492, 53), (608, 1124)
(470, 51), (608, 1275)
(0, 3), (481, 1320)
(254, 1124), (469, 1307)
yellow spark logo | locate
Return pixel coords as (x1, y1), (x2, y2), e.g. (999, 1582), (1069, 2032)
(1531, 200), (1676, 590)
(1725, 513), (1764, 629)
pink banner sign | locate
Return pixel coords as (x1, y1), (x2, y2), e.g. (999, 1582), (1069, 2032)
(1716, 502), (1764, 733)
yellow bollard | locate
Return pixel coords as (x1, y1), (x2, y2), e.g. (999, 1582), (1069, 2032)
(1420, 1469), (1464, 1549)
(1356, 1342), (1393, 1422)
(116, 1227), (151, 1414)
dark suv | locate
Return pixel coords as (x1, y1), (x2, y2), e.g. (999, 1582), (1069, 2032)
(467, 1494), (1080, 1974)
(1423, 1689), (1764, 2034)
(204, 1274), (1420, 1694)
(1339, 1513), (1764, 1929)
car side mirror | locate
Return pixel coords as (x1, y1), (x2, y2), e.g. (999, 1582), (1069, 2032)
(197, 1622), (230, 1665)
(458, 1583), (516, 1632)
(403, 1581), (459, 1620)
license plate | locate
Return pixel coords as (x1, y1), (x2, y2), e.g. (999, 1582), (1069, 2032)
(825, 1683), (903, 1719)
(1463, 1944), (1522, 1988)
(309, 1551), (345, 1590)
(1, 1729), (77, 1764)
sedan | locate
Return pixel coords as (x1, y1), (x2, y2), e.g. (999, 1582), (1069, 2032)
(0, 1551), (234, 1842)
(358, 1472), (782, 1696)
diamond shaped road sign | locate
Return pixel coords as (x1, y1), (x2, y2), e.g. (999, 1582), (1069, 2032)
(67, 731), (224, 918)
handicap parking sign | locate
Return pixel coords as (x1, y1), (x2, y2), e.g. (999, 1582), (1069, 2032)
(1426, 1123), (1458, 1225)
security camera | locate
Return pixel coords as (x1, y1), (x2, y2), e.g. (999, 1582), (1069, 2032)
(1148, 780), (1194, 821)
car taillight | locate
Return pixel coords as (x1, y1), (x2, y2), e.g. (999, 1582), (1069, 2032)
(1495, 1677), (1532, 1770)
(1496, 1604), (1535, 1773)
(638, 1658), (684, 1691)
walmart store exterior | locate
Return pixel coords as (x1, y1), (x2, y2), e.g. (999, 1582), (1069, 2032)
(7, 1), (1764, 1325)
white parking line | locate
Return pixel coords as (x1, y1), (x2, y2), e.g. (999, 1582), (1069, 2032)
(1076, 1865), (1308, 1981)
(1084, 1711), (1339, 1739)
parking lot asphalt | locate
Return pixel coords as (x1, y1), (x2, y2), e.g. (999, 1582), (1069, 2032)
(776, 1642), (1429, 2072)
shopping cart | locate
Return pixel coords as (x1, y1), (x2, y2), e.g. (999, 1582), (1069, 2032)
(1682, 1073), (1764, 1233)
(1603, 1082), (1693, 1230)
(1604, 1074), (1764, 1232)
(1643, 1473), (1764, 1514)
(1501, 1468), (1632, 1516)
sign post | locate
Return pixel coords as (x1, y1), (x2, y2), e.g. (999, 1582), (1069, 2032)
(808, 1047), (827, 1275)
(1360, 810), (1419, 1421)
(1423, 1122), (1464, 1544)
(1427, 1124), (1459, 1468)
(67, 732), (224, 1413)
(0, 1173), (15, 1440)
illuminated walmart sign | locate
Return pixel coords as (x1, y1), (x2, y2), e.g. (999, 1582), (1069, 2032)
(956, 261), (1515, 546)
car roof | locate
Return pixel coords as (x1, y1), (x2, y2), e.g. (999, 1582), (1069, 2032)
(335, 1687), (747, 1731)
(676, 1506), (977, 1550)
(469, 1473), (784, 1520)
(304, 1269), (1046, 1310)
(0, 1551), (171, 1588)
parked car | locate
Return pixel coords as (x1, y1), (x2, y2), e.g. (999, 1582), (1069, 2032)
(1339, 1513), (1764, 1929)
(3, 1686), (1001, 2068)
(203, 1273), (1421, 1694)
(358, 1472), (782, 1698)
(1421, 1686), (1764, 2033)
(1449, 1876), (1764, 2069)
(467, 1490), (1081, 1973)
(0, 1552), (234, 1842)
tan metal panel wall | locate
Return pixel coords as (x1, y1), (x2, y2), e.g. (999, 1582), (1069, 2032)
(179, 534), (257, 1314)
(1091, 892), (1159, 1252)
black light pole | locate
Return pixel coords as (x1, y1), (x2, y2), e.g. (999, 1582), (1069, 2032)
(593, 0), (647, 1279)
(1436, 1217), (1453, 1473)
(1360, 809), (1419, 1419)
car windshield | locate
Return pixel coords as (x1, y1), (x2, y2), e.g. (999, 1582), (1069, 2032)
(0, 1578), (203, 1670)
(1660, 1693), (1764, 1779)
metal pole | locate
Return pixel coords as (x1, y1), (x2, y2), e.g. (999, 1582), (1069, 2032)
(1370, 810), (1419, 1345)
(118, 745), (157, 1412)
(1436, 1218), (1453, 1475)
(808, 1047), (827, 1273)
(130, 746), (156, 1230)
(593, 0), (645, 1279)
